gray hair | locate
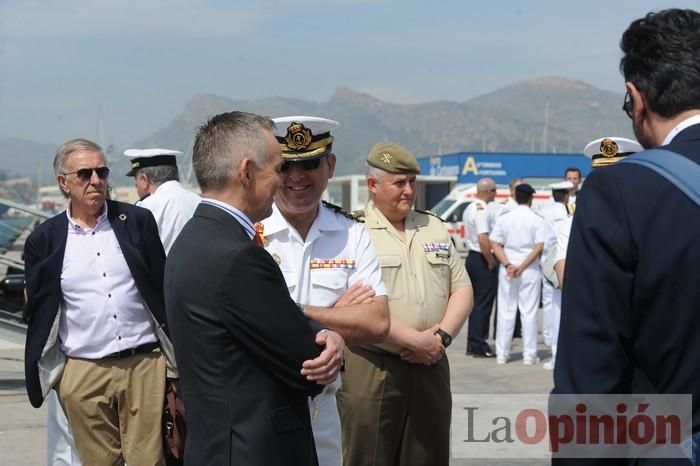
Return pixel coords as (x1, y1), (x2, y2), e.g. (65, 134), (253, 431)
(53, 138), (104, 198)
(53, 138), (103, 176)
(193, 111), (275, 191)
(366, 163), (387, 182)
(136, 165), (179, 186)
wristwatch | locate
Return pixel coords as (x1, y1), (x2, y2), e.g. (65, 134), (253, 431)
(435, 328), (452, 348)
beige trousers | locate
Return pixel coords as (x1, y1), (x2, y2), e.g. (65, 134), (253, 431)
(57, 350), (166, 466)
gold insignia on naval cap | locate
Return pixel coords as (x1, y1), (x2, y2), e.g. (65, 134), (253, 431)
(285, 123), (313, 151)
(599, 138), (619, 158)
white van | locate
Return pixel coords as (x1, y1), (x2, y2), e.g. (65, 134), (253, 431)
(430, 184), (554, 258)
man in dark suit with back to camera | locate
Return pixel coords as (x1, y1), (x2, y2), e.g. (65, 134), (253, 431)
(553, 8), (700, 465)
(24, 138), (177, 465)
(165, 111), (345, 466)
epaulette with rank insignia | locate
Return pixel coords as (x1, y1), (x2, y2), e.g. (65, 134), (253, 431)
(322, 201), (363, 222)
(415, 209), (444, 222)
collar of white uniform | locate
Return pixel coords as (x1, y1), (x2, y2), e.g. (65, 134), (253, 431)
(152, 179), (181, 195)
(262, 201), (346, 236)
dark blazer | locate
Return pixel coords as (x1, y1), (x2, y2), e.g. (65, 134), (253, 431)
(164, 203), (324, 466)
(23, 200), (167, 408)
(553, 124), (700, 465)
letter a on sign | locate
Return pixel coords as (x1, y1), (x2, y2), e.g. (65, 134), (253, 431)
(463, 156), (478, 175)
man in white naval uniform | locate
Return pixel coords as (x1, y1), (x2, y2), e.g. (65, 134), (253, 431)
(261, 116), (389, 466)
(537, 181), (573, 370)
(489, 183), (545, 365)
(124, 148), (201, 253)
(462, 177), (498, 357)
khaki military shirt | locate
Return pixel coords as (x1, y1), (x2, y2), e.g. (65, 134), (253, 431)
(362, 200), (470, 353)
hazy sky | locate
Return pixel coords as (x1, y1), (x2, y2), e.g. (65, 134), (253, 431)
(0, 0), (695, 148)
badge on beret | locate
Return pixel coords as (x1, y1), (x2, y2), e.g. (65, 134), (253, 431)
(285, 123), (313, 151)
(380, 152), (393, 164)
(600, 138), (619, 158)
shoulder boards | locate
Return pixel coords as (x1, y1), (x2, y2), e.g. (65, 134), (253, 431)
(566, 203), (576, 215)
(415, 209), (444, 222)
(322, 200), (363, 222)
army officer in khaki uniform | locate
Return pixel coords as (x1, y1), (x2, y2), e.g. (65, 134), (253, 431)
(337, 142), (473, 466)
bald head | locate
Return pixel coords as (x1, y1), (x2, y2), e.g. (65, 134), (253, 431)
(476, 177), (497, 202)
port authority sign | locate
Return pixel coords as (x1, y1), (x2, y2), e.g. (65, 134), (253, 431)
(418, 152), (591, 185)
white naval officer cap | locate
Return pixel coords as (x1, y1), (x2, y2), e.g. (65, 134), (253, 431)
(583, 137), (643, 168)
(549, 181), (575, 191)
(272, 116), (339, 161)
(123, 148), (183, 176)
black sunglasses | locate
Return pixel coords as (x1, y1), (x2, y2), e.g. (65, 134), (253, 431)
(622, 91), (633, 119)
(63, 166), (110, 182)
(280, 158), (322, 173)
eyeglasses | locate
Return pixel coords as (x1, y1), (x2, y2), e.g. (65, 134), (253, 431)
(280, 158), (322, 173)
(622, 91), (633, 119)
(488, 188), (497, 193)
(62, 166), (110, 182)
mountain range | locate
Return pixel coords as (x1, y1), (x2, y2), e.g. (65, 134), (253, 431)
(0, 76), (635, 185)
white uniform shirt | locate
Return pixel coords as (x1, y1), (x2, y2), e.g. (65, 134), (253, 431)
(59, 204), (157, 358)
(489, 205), (546, 264)
(539, 202), (569, 254)
(262, 202), (387, 388)
(463, 199), (492, 252)
(555, 215), (573, 264)
(498, 197), (517, 217)
(137, 180), (200, 253)
(262, 202), (387, 308)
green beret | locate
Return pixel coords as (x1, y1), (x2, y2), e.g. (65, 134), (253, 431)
(366, 142), (421, 174)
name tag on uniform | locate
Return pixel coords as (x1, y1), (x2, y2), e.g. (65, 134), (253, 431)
(310, 259), (357, 269)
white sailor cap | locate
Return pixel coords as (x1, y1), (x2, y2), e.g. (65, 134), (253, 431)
(123, 148), (183, 176)
(583, 137), (643, 168)
(549, 180), (575, 191)
(272, 116), (339, 161)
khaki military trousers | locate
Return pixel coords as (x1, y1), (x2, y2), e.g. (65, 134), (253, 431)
(337, 346), (451, 466)
(57, 350), (166, 466)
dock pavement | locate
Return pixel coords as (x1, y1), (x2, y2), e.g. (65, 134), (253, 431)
(0, 327), (552, 465)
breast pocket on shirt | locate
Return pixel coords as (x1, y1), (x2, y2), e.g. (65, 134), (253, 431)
(378, 255), (403, 301)
(425, 252), (450, 298)
(310, 269), (348, 306)
(280, 269), (298, 295)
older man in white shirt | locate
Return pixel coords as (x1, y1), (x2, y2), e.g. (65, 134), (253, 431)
(125, 148), (201, 253)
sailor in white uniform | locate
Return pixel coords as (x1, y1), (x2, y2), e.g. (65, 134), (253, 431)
(537, 181), (573, 370)
(124, 148), (201, 253)
(261, 116), (389, 466)
(489, 183), (545, 365)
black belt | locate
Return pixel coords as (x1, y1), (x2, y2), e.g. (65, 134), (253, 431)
(102, 342), (159, 360)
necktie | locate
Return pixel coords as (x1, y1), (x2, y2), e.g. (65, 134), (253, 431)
(253, 223), (265, 247)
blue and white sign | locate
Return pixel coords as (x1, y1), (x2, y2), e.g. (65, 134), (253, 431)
(419, 152), (591, 185)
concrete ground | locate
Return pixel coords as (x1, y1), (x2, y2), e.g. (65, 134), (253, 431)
(0, 329), (553, 465)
